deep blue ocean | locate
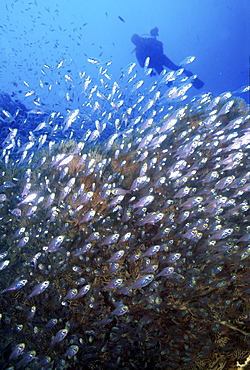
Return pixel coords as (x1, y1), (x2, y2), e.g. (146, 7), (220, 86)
(0, 0), (249, 114)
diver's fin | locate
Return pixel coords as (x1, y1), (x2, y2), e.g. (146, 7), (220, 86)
(192, 77), (204, 89)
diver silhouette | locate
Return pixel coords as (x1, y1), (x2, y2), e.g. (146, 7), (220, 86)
(131, 28), (204, 89)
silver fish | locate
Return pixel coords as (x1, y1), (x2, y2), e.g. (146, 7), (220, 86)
(50, 328), (69, 346)
(28, 281), (50, 298)
(129, 274), (154, 289)
(1, 279), (28, 293)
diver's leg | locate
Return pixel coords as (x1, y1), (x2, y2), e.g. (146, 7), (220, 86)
(183, 69), (204, 89)
(162, 55), (179, 71)
(184, 69), (204, 88)
(192, 77), (204, 89)
(183, 69), (193, 77)
(163, 55), (204, 89)
(154, 63), (164, 74)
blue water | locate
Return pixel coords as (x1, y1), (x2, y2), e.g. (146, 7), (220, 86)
(0, 0), (249, 113)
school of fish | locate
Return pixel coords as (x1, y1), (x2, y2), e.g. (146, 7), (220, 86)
(0, 56), (250, 369)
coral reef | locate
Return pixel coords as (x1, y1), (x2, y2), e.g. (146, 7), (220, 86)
(0, 64), (250, 369)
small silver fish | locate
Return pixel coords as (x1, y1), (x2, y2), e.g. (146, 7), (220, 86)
(45, 235), (65, 252)
(0, 260), (10, 271)
(0, 251), (8, 260)
(17, 193), (38, 206)
(64, 345), (79, 357)
(210, 228), (234, 240)
(9, 343), (25, 360)
(140, 264), (158, 273)
(63, 109), (80, 131)
(63, 288), (78, 300)
(27, 306), (36, 320)
(180, 56), (195, 66)
(80, 210), (96, 223)
(181, 196), (203, 209)
(1, 279), (28, 293)
(111, 304), (128, 316)
(103, 278), (123, 290)
(100, 233), (119, 246)
(141, 245), (160, 258)
(16, 236), (29, 249)
(156, 267), (174, 277)
(107, 250), (125, 262)
(129, 274), (154, 289)
(74, 243), (93, 256)
(132, 195), (154, 209)
(50, 328), (69, 346)
(166, 253), (181, 263)
(75, 284), (91, 298)
(28, 281), (50, 298)
(87, 57), (101, 64)
(119, 232), (132, 243)
(46, 318), (58, 330)
(138, 212), (164, 225)
(16, 350), (36, 366)
(79, 191), (94, 204)
(130, 176), (150, 191)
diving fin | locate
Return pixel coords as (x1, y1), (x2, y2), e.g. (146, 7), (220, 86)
(192, 77), (204, 89)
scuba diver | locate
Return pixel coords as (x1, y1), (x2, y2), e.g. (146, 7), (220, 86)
(131, 27), (204, 89)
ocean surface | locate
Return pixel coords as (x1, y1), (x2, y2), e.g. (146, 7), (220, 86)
(0, 1), (250, 369)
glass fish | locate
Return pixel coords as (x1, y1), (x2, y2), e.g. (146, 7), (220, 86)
(50, 328), (69, 346)
(111, 304), (128, 316)
(1, 279), (28, 293)
(180, 56), (195, 66)
(80, 210), (96, 223)
(156, 267), (174, 277)
(100, 233), (119, 246)
(166, 253), (181, 263)
(107, 250), (125, 262)
(45, 235), (64, 253)
(0, 251), (8, 260)
(210, 228), (234, 240)
(9, 343), (25, 360)
(64, 345), (79, 357)
(108, 263), (120, 273)
(180, 196), (203, 209)
(27, 306), (36, 320)
(75, 284), (91, 298)
(74, 243), (93, 256)
(103, 278), (123, 290)
(16, 236), (29, 249)
(16, 350), (36, 366)
(17, 192), (37, 206)
(138, 212), (164, 225)
(141, 245), (160, 258)
(132, 195), (154, 209)
(119, 232), (132, 243)
(28, 281), (50, 298)
(140, 264), (158, 273)
(129, 274), (154, 289)
(63, 288), (78, 300)
(0, 260), (10, 271)
(46, 318), (58, 330)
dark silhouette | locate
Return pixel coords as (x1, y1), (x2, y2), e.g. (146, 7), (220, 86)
(150, 27), (159, 38)
(131, 29), (204, 89)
